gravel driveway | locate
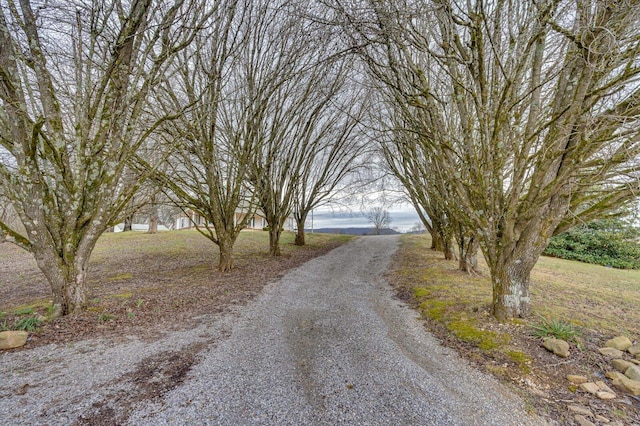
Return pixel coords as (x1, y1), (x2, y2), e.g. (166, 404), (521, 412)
(1, 236), (543, 425)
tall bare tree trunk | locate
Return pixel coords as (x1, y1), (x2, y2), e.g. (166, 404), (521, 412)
(269, 227), (282, 256)
(430, 230), (442, 250)
(456, 227), (480, 274)
(459, 240), (479, 274)
(490, 259), (533, 321)
(295, 219), (306, 246)
(442, 239), (456, 260)
(218, 232), (235, 272)
(123, 216), (133, 232)
(34, 249), (90, 316)
(148, 197), (159, 234)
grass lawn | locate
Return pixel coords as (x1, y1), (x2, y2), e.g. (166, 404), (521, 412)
(0, 230), (351, 345)
(388, 234), (640, 423)
(393, 234), (640, 337)
(532, 255), (640, 336)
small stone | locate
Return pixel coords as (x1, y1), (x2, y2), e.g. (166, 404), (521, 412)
(567, 404), (593, 417)
(606, 371), (626, 381)
(596, 390), (616, 400)
(567, 375), (588, 384)
(628, 344), (640, 356)
(631, 359), (640, 365)
(0, 331), (28, 350)
(599, 347), (624, 358)
(595, 381), (615, 394)
(574, 415), (596, 426)
(605, 336), (633, 351)
(611, 359), (634, 373)
(607, 372), (640, 396)
(625, 364), (640, 381)
(543, 337), (570, 357)
(595, 415), (610, 423)
(579, 382), (600, 395)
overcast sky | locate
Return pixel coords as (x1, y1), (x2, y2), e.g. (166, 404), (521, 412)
(306, 205), (422, 233)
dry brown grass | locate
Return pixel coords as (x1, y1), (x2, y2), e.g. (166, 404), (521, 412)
(393, 234), (640, 338)
(0, 230), (351, 346)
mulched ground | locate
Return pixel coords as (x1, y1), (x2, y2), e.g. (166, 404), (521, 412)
(0, 230), (348, 349)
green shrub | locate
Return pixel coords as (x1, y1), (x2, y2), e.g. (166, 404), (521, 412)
(531, 316), (581, 343)
(544, 219), (640, 269)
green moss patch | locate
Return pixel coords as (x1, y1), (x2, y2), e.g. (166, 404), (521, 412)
(413, 287), (431, 298)
(447, 320), (508, 350)
(107, 272), (133, 282)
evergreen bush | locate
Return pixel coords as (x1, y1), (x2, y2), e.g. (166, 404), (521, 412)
(544, 219), (640, 269)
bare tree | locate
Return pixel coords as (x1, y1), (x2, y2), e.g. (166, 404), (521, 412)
(247, 1), (357, 256)
(336, 0), (640, 319)
(0, 0), (204, 315)
(291, 81), (370, 246)
(147, 0), (257, 271)
(378, 119), (459, 260)
(365, 206), (391, 235)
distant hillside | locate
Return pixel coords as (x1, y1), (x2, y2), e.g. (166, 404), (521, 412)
(306, 227), (401, 236)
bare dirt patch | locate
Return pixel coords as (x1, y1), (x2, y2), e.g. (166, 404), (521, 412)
(74, 341), (209, 426)
(387, 234), (640, 425)
(0, 230), (350, 349)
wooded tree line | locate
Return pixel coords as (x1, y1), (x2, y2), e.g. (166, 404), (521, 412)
(1, 0), (639, 320)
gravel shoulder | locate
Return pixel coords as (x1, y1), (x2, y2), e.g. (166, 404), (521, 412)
(1, 236), (544, 425)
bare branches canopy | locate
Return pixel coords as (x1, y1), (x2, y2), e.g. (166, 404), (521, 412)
(334, 0), (640, 319)
(0, 0), (206, 314)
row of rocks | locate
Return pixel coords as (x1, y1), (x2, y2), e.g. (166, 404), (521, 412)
(541, 335), (640, 425)
(598, 335), (640, 396)
(567, 403), (623, 426)
(0, 330), (28, 350)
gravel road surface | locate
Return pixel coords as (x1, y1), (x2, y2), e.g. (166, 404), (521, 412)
(1, 235), (543, 425)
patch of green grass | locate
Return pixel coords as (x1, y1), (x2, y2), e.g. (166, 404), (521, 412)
(419, 300), (454, 321)
(13, 316), (42, 331)
(112, 292), (133, 299)
(136, 298), (143, 308)
(45, 303), (57, 318)
(15, 307), (34, 316)
(531, 316), (581, 343)
(98, 314), (115, 322)
(506, 350), (530, 364)
(8, 300), (53, 316)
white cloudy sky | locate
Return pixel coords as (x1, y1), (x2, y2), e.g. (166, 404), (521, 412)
(305, 205), (422, 232)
